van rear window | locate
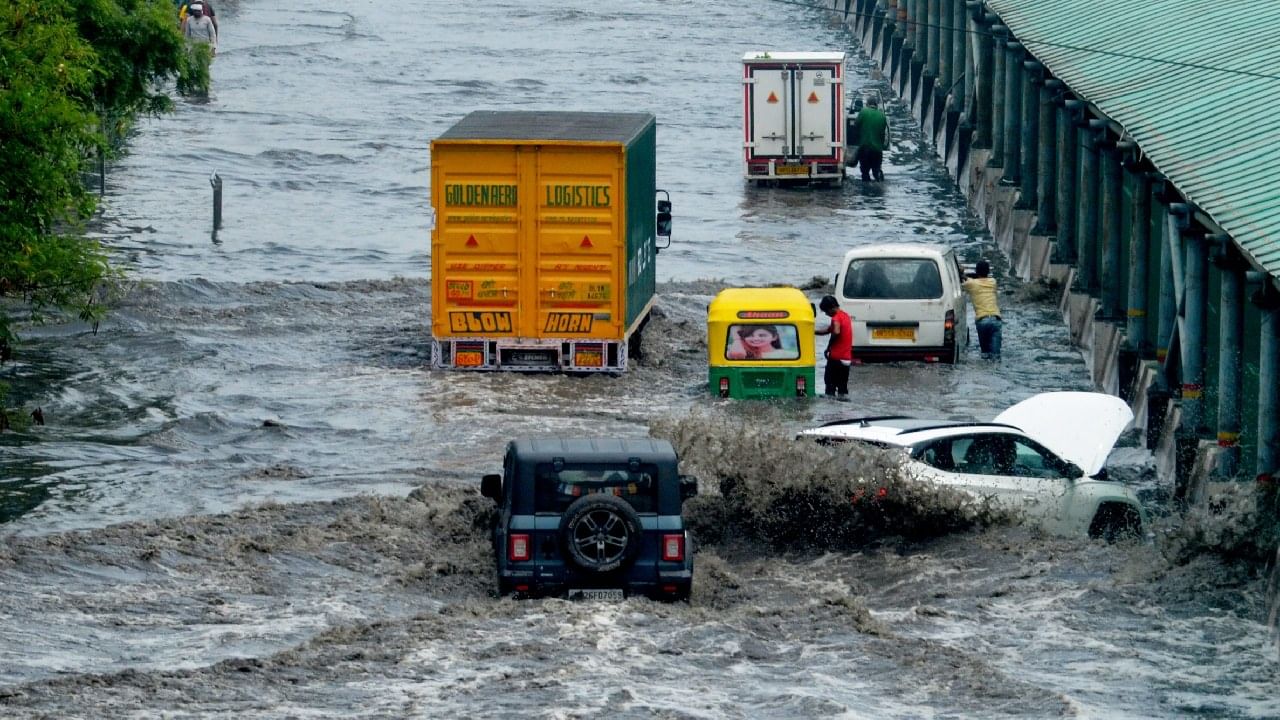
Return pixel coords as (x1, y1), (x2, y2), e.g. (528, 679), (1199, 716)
(843, 258), (943, 300)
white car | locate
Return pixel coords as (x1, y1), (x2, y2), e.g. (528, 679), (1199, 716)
(833, 243), (969, 364)
(798, 392), (1149, 539)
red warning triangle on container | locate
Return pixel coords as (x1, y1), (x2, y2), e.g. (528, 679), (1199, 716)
(767, 91), (779, 104)
(580, 235), (594, 248)
(465, 234), (479, 247)
(807, 91), (820, 103)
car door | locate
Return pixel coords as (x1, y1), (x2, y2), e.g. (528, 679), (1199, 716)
(911, 433), (1071, 522)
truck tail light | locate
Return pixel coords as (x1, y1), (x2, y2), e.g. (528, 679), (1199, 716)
(662, 533), (685, 561)
(719, 377), (730, 397)
(508, 534), (531, 562)
(796, 376), (807, 397)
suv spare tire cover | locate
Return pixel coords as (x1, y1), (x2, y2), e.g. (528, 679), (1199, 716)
(559, 494), (643, 573)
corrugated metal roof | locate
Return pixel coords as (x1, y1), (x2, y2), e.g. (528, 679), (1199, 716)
(986, 0), (1280, 278)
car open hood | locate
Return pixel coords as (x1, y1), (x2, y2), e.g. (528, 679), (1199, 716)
(993, 392), (1133, 477)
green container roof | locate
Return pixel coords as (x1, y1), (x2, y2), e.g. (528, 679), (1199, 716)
(987, 0), (1280, 279)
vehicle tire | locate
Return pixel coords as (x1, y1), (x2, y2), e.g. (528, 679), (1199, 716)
(1088, 503), (1143, 542)
(559, 494), (643, 573)
(946, 340), (961, 365)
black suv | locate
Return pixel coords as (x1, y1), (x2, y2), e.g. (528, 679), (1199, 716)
(480, 438), (697, 601)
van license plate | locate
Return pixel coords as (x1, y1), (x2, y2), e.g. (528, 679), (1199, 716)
(776, 165), (809, 176)
(871, 327), (916, 341)
(568, 588), (624, 601)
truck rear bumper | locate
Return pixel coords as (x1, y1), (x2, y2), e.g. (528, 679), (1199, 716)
(432, 338), (629, 372)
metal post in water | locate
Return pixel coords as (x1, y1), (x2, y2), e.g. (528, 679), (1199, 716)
(1126, 170), (1152, 352)
(1257, 279), (1280, 476)
(1055, 98), (1080, 261)
(988, 24), (1007, 166)
(1099, 138), (1123, 318)
(1216, 243), (1244, 477)
(210, 172), (223, 232)
(1034, 78), (1060, 235)
(1018, 59), (1041, 208)
(1000, 40), (1023, 185)
(1076, 119), (1101, 292)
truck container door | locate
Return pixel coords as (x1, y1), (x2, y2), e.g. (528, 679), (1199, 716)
(747, 67), (792, 158)
(795, 64), (840, 161)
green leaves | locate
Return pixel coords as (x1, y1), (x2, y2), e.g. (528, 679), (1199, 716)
(1, 0), (199, 364)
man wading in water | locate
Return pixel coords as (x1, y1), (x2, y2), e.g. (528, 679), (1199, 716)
(183, 3), (217, 56)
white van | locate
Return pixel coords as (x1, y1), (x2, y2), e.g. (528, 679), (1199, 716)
(833, 244), (969, 363)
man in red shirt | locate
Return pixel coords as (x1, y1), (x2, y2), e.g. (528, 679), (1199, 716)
(816, 295), (852, 399)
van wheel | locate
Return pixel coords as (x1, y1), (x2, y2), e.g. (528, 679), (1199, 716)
(1088, 503), (1143, 542)
(944, 341), (960, 364)
(560, 494), (642, 573)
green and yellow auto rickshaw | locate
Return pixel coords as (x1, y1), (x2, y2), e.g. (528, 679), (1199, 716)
(707, 287), (816, 399)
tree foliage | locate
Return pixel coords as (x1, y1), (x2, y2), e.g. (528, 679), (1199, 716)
(0, 0), (203, 360)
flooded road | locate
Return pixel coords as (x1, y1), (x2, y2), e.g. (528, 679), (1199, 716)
(1, 0), (1277, 716)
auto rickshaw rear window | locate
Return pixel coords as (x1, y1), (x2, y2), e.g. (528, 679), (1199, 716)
(534, 464), (659, 514)
(724, 323), (801, 361)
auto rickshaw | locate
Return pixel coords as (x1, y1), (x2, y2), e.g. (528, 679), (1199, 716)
(707, 287), (816, 399)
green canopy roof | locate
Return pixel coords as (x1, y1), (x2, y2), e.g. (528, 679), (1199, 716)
(987, 0), (1280, 278)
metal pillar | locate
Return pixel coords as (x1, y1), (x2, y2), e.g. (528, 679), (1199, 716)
(1126, 170), (1152, 352)
(1076, 120), (1101, 292)
(938, 0), (952, 93)
(1033, 78), (1059, 235)
(988, 24), (1007, 166)
(1055, 98), (1080, 262)
(1017, 59), (1040, 208)
(1258, 281), (1280, 476)
(952, 0), (967, 112)
(1215, 246), (1245, 477)
(1000, 40), (1023, 185)
(915, 0), (928, 61)
(1099, 138), (1123, 318)
(1182, 231), (1208, 432)
(971, 7), (993, 148)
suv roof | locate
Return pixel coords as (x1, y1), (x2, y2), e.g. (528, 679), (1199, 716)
(511, 437), (677, 464)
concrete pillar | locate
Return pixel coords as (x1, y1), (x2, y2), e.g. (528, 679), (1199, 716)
(1215, 246), (1245, 477)
(1100, 138), (1123, 319)
(971, 7), (993, 148)
(988, 24), (1007, 166)
(1018, 59), (1041, 208)
(1055, 98), (1080, 262)
(1076, 120), (1102, 292)
(1000, 40), (1023, 185)
(1258, 280), (1280, 476)
(1033, 78), (1059, 234)
(1126, 170), (1153, 353)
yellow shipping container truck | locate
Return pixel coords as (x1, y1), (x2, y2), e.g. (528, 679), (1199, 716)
(430, 111), (671, 372)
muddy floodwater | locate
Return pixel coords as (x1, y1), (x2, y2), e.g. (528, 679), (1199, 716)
(1, 0), (1277, 717)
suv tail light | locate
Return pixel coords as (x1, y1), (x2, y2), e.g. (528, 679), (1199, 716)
(718, 377), (730, 398)
(508, 533), (531, 562)
(796, 376), (807, 397)
(661, 533), (685, 561)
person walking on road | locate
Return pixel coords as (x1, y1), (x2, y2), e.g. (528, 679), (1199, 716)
(816, 295), (853, 399)
(182, 3), (217, 55)
(962, 259), (1002, 359)
(851, 96), (889, 182)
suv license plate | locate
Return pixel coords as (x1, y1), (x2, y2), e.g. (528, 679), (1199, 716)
(568, 588), (624, 601)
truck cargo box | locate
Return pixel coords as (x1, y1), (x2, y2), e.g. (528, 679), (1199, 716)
(742, 51), (846, 185)
(429, 111), (662, 372)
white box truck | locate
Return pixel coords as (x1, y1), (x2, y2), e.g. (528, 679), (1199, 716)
(742, 51), (847, 186)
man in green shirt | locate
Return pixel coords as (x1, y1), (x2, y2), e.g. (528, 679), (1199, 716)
(851, 97), (889, 182)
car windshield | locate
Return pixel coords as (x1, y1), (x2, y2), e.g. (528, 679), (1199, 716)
(843, 258), (943, 300)
(534, 464), (658, 514)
